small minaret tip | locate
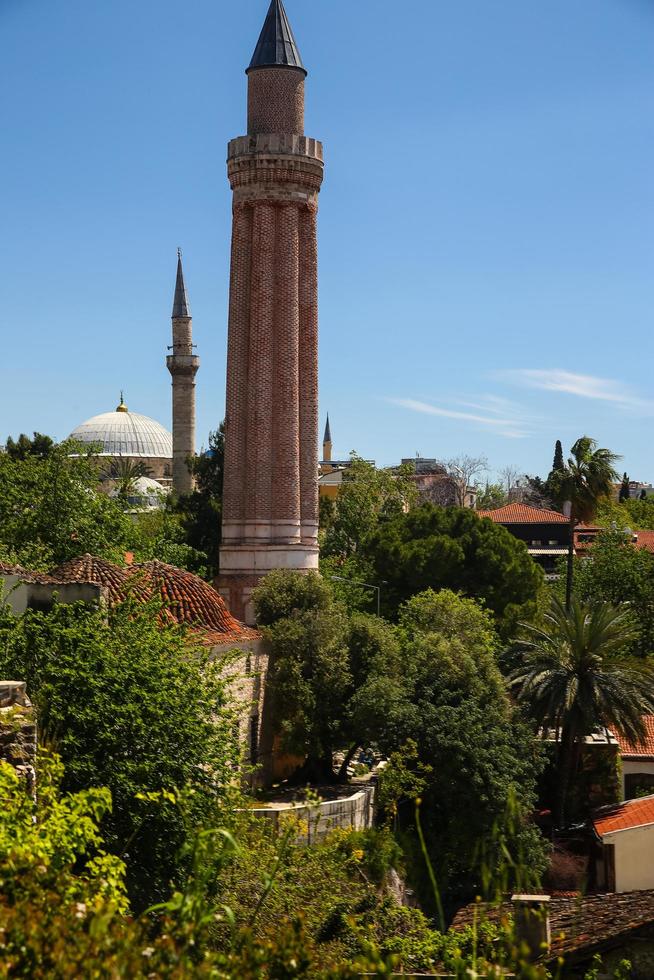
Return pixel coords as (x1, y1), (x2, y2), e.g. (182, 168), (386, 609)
(116, 391), (128, 413)
(172, 250), (190, 318)
(322, 414), (332, 462)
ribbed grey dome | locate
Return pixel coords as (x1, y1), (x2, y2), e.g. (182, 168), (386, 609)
(69, 410), (173, 459)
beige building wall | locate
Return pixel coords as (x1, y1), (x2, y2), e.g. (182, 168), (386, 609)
(603, 824), (654, 892)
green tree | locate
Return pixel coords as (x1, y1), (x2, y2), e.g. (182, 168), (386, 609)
(396, 590), (547, 909)
(475, 482), (506, 510)
(175, 425), (224, 578)
(106, 456), (153, 504)
(253, 570), (351, 781)
(0, 599), (238, 908)
(548, 437), (620, 610)
(253, 573), (415, 781)
(338, 614), (416, 777)
(619, 472), (631, 503)
(129, 508), (209, 576)
(321, 455), (417, 562)
(366, 504), (543, 636)
(0, 441), (133, 568)
(563, 530), (654, 657)
(5, 431), (54, 460)
(511, 597), (654, 826)
(552, 439), (564, 474)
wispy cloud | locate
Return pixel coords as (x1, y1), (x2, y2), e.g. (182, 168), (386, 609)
(387, 397), (531, 438)
(500, 369), (654, 414)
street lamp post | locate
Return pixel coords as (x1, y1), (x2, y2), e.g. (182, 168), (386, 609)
(329, 576), (386, 617)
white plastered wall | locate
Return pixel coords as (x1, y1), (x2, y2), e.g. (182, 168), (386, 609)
(603, 823), (654, 892)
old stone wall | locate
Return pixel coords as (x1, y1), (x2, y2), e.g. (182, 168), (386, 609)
(0, 682), (36, 793)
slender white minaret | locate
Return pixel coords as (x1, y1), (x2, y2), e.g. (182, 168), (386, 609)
(166, 250), (199, 494)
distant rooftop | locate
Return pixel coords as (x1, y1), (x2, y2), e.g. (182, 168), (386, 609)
(478, 503), (569, 524)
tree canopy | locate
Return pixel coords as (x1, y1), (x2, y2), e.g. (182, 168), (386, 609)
(511, 597), (654, 825)
(393, 590), (547, 909)
(365, 504), (543, 635)
(0, 599), (238, 908)
(0, 441), (134, 569)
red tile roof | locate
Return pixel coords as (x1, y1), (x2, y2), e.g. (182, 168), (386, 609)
(593, 795), (654, 836)
(477, 503), (569, 524)
(50, 555), (258, 646)
(614, 715), (654, 759)
(54, 555), (147, 605)
(131, 561), (259, 645)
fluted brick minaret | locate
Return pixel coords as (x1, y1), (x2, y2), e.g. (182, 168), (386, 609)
(218, 0), (324, 624)
(167, 250), (199, 495)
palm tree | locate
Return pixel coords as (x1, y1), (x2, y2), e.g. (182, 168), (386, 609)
(106, 457), (152, 503)
(511, 597), (654, 826)
(549, 437), (620, 610)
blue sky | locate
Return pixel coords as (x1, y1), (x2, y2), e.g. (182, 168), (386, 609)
(1, 0), (652, 481)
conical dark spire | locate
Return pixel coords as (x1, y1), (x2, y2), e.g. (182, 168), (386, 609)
(248, 0), (306, 75)
(172, 249), (190, 318)
(323, 414), (332, 444)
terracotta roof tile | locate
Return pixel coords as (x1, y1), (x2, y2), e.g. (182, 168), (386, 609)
(477, 503), (568, 524)
(452, 890), (654, 960)
(50, 555), (258, 645)
(130, 561), (258, 642)
(53, 555), (141, 604)
(614, 715), (654, 759)
(593, 794), (654, 836)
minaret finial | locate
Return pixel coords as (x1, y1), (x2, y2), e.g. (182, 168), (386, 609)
(116, 391), (128, 413)
(172, 250), (190, 318)
(248, 0), (306, 76)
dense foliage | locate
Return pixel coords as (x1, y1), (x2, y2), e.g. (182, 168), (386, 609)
(562, 530), (654, 658)
(174, 425), (225, 578)
(548, 436), (620, 608)
(512, 597), (654, 824)
(0, 754), (571, 979)
(0, 441), (134, 569)
(393, 590), (548, 910)
(0, 599), (239, 908)
(365, 504), (543, 635)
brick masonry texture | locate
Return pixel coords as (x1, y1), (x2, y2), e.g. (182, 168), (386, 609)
(247, 67), (305, 136)
(218, 63), (324, 622)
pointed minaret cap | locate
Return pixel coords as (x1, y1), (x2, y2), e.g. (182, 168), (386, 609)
(172, 248), (190, 319)
(247, 0), (306, 76)
(323, 414), (332, 445)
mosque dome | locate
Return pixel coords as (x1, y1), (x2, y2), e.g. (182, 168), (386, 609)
(68, 400), (172, 459)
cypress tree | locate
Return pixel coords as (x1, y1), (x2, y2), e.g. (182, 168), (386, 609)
(553, 440), (565, 473)
(619, 473), (631, 503)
